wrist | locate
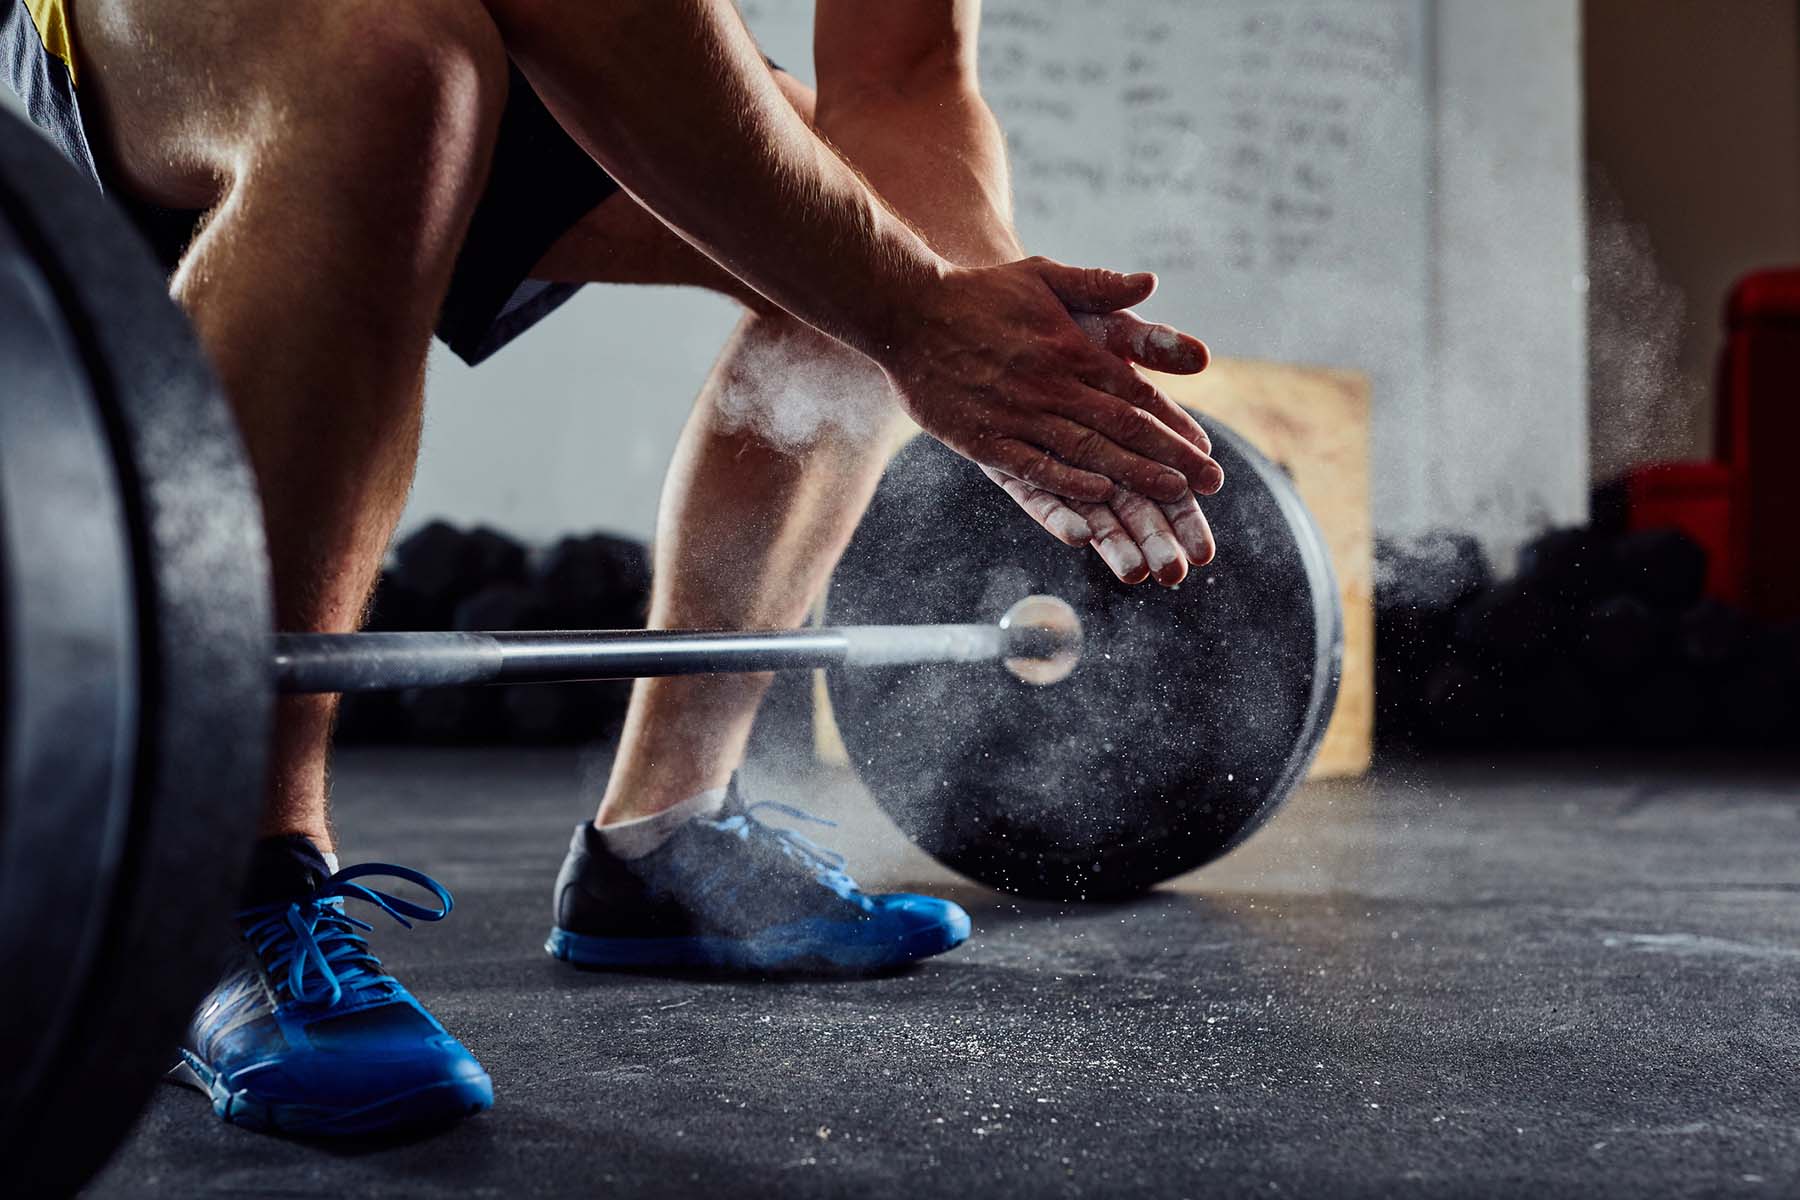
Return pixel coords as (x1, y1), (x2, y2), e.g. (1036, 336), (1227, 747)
(854, 245), (954, 368)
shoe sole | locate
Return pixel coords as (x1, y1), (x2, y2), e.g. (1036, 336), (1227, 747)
(169, 1050), (493, 1137)
(545, 912), (969, 975)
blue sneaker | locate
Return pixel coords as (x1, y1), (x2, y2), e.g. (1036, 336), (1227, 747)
(169, 836), (493, 1137)
(546, 779), (971, 974)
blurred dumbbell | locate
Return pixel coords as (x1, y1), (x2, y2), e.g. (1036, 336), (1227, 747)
(1678, 599), (1751, 674)
(391, 521), (528, 625)
(1712, 660), (1793, 745)
(398, 686), (504, 745)
(452, 582), (556, 633)
(465, 525), (528, 588)
(1613, 529), (1707, 613)
(1517, 526), (1616, 608)
(1579, 593), (1663, 676)
(1519, 663), (1604, 746)
(390, 521), (475, 613)
(1375, 535), (1490, 743)
(1376, 533), (1491, 614)
(534, 533), (651, 628)
(1453, 580), (1558, 667)
(364, 570), (432, 633)
(333, 691), (410, 745)
(499, 680), (631, 745)
(1421, 661), (1511, 746)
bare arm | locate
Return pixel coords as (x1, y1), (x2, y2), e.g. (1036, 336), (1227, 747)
(812, 0), (1217, 582)
(813, 0), (1021, 266)
(492, 0), (1221, 505)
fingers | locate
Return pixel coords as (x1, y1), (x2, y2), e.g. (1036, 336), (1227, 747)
(1158, 492), (1217, 567)
(1043, 386), (1222, 498)
(1075, 499), (1151, 585)
(1111, 491), (1189, 587)
(982, 466), (1093, 547)
(1138, 390), (1215, 461)
(1074, 311), (1211, 375)
(1023, 412), (1196, 504)
(1071, 315), (1214, 458)
(1032, 258), (1158, 313)
(980, 436), (1115, 503)
(1081, 366), (1216, 460)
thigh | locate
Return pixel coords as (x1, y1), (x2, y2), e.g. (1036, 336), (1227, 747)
(72, 0), (499, 209)
(75, 0), (313, 206)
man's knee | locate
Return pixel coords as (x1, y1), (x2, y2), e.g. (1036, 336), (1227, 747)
(709, 312), (902, 453)
(291, 0), (509, 180)
(84, 0), (509, 209)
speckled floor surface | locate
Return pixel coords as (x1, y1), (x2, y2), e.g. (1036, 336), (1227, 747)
(87, 749), (1800, 1198)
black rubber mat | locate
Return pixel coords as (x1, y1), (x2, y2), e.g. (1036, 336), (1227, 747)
(86, 748), (1800, 1198)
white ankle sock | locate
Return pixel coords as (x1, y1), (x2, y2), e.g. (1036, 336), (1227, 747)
(321, 851), (340, 875)
(598, 787), (727, 860)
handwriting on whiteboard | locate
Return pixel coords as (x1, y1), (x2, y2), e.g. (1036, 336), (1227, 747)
(980, 1), (1423, 281)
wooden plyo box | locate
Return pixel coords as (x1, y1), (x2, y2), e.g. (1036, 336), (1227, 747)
(814, 356), (1374, 781)
(1154, 358), (1373, 780)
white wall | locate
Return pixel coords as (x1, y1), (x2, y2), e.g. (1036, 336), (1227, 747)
(1584, 0), (1800, 480)
(1431, 0), (1590, 546)
(408, 286), (741, 543)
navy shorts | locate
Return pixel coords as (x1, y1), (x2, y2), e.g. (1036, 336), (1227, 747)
(3, 1), (642, 365)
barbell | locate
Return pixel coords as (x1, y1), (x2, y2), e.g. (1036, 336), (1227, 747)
(0, 103), (1339, 1194)
(271, 593), (1083, 693)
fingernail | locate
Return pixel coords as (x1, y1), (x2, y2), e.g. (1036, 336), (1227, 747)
(1144, 326), (1189, 365)
(1201, 464), (1225, 494)
(1050, 511), (1093, 543)
(1098, 538), (1144, 579)
(1143, 533), (1182, 575)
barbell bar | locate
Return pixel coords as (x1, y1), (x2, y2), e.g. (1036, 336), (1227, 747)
(271, 594), (1085, 693)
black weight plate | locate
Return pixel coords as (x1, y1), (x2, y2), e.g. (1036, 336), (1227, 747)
(0, 107), (272, 1195)
(826, 421), (1341, 901)
(0, 210), (142, 1160)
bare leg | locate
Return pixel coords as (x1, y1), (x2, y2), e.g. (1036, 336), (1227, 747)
(75, 0), (508, 848)
(599, 316), (899, 823)
(529, 74), (904, 824)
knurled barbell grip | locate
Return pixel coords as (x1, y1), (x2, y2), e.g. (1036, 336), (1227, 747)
(272, 622), (1042, 694)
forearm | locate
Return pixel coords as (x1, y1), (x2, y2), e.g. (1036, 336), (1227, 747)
(493, 0), (945, 359)
(816, 76), (1023, 270)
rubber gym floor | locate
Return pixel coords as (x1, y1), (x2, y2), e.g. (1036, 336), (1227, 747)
(86, 747), (1800, 1199)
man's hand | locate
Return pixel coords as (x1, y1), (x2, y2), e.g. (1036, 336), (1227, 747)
(983, 305), (1218, 586)
(878, 259), (1223, 505)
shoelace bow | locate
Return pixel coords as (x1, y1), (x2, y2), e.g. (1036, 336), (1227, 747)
(237, 864), (452, 1008)
(706, 800), (867, 905)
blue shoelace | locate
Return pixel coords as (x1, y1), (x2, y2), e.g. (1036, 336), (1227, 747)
(706, 801), (870, 909)
(237, 864), (452, 1009)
